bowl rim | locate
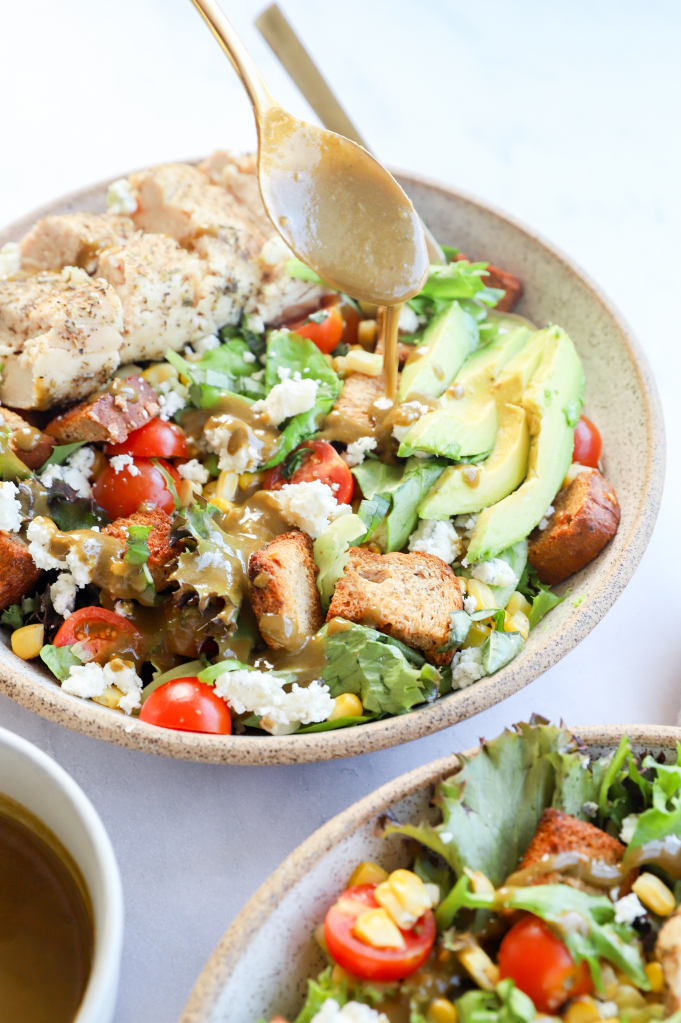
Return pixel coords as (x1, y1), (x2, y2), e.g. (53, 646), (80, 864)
(0, 169), (666, 764)
(178, 723), (681, 1023)
(0, 723), (124, 1023)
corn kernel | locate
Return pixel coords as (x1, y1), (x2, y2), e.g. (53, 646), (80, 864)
(353, 908), (405, 948)
(202, 480), (217, 499)
(462, 622), (491, 648)
(456, 576), (468, 595)
(344, 349), (383, 376)
(240, 471), (263, 490)
(11, 623), (44, 660)
(507, 610), (530, 640)
(466, 579), (496, 611)
(348, 861), (389, 887)
(614, 984), (647, 1009)
(506, 591), (532, 617)
(563, 996), (600, 1023)
(388, 869), (434, 918)
(330, 964), (349, 986)
(92, 685), (123, 710)
(375, 881), (417, 929)
(632, 873), (676, 917)
(645, 962), (665, 993)
(457, 937), (499, 991)
(215, 470), (238, 502)
(503, 610), (518, 632)
(141, 363), (178, 386)
(357, 319), (378, 347)
(207, 497), (235, 514)
(428, 998), (457, 1023)
(328, 693), (363, 721)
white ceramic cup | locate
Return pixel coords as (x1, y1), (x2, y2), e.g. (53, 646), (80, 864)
(0, 725), (124, 1023)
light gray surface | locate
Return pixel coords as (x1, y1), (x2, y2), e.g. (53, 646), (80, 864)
(1, 1), (680, 1020)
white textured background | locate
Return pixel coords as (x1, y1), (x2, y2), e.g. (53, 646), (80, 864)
(1, 1), (680, 1020)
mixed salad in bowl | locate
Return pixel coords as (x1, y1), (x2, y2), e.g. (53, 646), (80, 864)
(0, 155), (620, 738)
(261, 723), (681, 1023)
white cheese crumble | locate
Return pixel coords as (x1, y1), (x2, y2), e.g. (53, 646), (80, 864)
(470, 558), (517, 588)
(343, 436), (377, 467)
(114, 600), (134, 618)
(155, 376), (189, 421)
(450, 647), (486, 690)
(203, 415), (262, 473)
(271, 480), (351, 539)
(408, 519), (462, 564)
(391, 401), (432, 443)
(0, 481), (22, 532)
(243, 351), (256, 363)
(619, 813), (640, 844)
(50, 573), (77, 618)
(39, 457), (93, 499)
(538, 504), (555, 531)
(213, 668), (334, 732)
(109, 454), (140, 476)
(62, 659), (143, 714)
(67, 445), (95, 477)
(582, 801), (599, 818)
(65, 548), (94, 587)
(0, 242), (21, 277)
(398, 305), (420, 334)
(373, 396), (393, 411)
(193, 334), (221, 354)
(311, 1000), (389, 1023)
(614, 892), (646, 925)
(177, 459), (210, 484)
(455, 514), (479, 539)
(243, 312), (265, 334)
(596, 1003), (618, 1020)
(251, 372), (318, 427)
(27, 518), (64, 570)
(106, 177), (138, 215)
(391, 424), (410, 443)
(463, 595), (477, 615)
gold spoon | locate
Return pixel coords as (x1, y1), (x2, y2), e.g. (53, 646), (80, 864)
(189, 0), (429, 328)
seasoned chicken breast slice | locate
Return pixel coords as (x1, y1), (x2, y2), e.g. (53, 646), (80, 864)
(198, 149), (274, 236)
(19, 212), (136, 274)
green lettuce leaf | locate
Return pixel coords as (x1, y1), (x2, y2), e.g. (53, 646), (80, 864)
(320, 620), (440, 715)
(0, 427), (32, 481)
(456, 980), (535, 1023)
(460, 541), (528, 610)
(517, 563), (567, 628)
(418, 261), (492, 302)
(357, 495), (391, 539)
(313, 514), (367, 608)
(292, 966), (348, 1023)
(40, 643), (82, 682)
(166, 338), (266, 407)
(285, 259), (328, 288)
(351, 460), (403, 499)
(480, 629), (524, 673)
(1, 594), (40, 630)
(141, 659), (205, 704)
(296, 714), (377, 734)
(43, 441), (86, 466)
(123, 523), (153, 587)
(626, 744), (681, 849)
(353, 457), (446, 552)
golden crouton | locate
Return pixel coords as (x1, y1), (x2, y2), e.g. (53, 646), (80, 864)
(45, 376), (160, 445)
(102, 508), (184, 590)
(327, 547), (462, 665)
(324, 372), (385, 443)
(248, 531), (324, 651)
(657, 909), (681, 1012)
(0, 408), (55, 470)
(0, 532), (42, 612)
(528, 469), (620, 585)
(513, 807), (636, 896)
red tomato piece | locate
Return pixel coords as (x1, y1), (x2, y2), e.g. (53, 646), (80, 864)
(324, 884), (436, 983)
(105, 419), (188, 459)
(92, 457), (180, 519)
(286, 304), (344, 354)
(321, 293), (360, 347)
(139, 678), (232, 734)
(53, 607), (143, 663)
(572, 415), (602, 468)
(498, 915), (593, 1013)
(262, 440), (353, 504)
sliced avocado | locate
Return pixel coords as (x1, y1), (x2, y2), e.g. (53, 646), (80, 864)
(398, 301), (476, 402)
(418, 402), (530, 518)
(467, 327), (584, 563)
(493, 327), (551, 405)
(397, 326), (531, 459)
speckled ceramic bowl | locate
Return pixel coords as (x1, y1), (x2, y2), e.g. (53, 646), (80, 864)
(0, 171), (665, 764)
(179, 725), (681, 1023)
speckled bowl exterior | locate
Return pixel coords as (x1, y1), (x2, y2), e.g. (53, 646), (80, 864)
(0, 171), (665, 764)
(179, 725), (681, 1023)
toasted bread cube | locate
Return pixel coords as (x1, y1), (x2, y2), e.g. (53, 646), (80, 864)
(481, 264), (523, 312)
(656, 909), (681, 1013)
(0, 408), (55, 470)
(327, 547), (462, 664)
(45, 375), (160, 445)
(102, 508), (184, 590)
(528, 469), (620, 585)
(0, 531), (42, 611)
(324, 372), (385, 443)
(19, 212), (135, 274)
(248, 531), (324, 650)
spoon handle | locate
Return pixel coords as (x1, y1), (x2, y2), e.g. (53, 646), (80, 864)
(189, 0), (275, 117)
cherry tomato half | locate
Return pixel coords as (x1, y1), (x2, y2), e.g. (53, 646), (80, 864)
(92, 457), (180, 519)
(105, 419), (188, 459)
(139, 678), (232, 734)
(324, 883), (436, 982)
(262, 440), (353, 504)
(498, 915), (593, 1013)
(286, 304), (344, 354)
(572, 415), (602, 468)
(54, 607), (142, 663)
(321, 293), (360, 347)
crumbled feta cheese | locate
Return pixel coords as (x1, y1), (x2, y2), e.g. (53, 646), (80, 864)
(271, 480), (351, 539)
(39, 458), (93, 499)
(392, 423), (410, 443)
(0, 481), (22, 532)
(158, 388), (187, 421)
(619, 813), (640, 844)
(614, 892), (645, 925)
(243, 312), (265, 334)
(450, 647), (486, 690)
(582, 801), (599, 818)
(373, 396), (393, 411)
(261, 235), (294, 266)
(213, 668), (334, 730)
(439, 831), (453, 844)
(177, 459), (210, 485)
(242, 351), (256, 363)
(203, 415), (262, 473)
(62, 659), (143, 715)
(311, 1000), (389, 1023)
(193, 334), (221, 354)
(27, 518), (65, 571)
(251, 371), (318, 426)
(343, 436), (377, 467)
(50, 573), (77, 618)
(408, 519), (462, 564)
(470, 558), (517, 588)
(463, 595), (477, 615)
(398, 305), (420, 334)
(455, 514), (479, 539)
(106, 177), (138, 215)
(67, 445), (95, 477)
(393, 401), (432, 441)
(65, 549), (93, 587)
(0, 242), (21, 277)
(277, 365), (291, 381)
(538, 504), (555, 531)
(251, 369), (265, 382)
(114, 601), (134, 618)
(596, 1002), (618, 1020)
(109, 454), (140, 476)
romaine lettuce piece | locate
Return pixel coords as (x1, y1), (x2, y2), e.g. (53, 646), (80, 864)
(313, 514), (367, 608)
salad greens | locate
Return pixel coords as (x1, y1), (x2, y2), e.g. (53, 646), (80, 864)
(167, 336), (267, 407)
